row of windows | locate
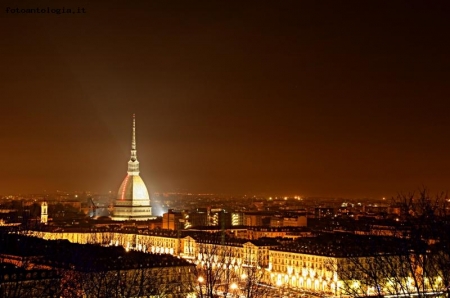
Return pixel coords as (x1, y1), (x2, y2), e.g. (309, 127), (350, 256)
(272, 253), (327, 263)
(114, 209), (151, 213)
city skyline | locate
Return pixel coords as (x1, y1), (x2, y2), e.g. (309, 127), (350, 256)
(1, 1), (449, 198)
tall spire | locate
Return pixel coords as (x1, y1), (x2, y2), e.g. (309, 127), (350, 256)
(131, 114), (137, 161)
(113, 113), (152, 221)
(128, 114), (139, 174)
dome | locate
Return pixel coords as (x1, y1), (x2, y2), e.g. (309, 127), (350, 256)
(111, 115), (153, 221)
(117, 174), (150, 205)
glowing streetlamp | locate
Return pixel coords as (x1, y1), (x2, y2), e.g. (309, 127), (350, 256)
(276, 279), (283, 296)
(230, 282), (238, 297)
(198, 276), (205, 298)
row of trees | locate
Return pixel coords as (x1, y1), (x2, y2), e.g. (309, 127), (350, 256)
(1, 264), (194, 298)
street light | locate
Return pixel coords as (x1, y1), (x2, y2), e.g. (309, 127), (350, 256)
(276, 280), (283, 297)
(240, 273), (247, 296)
(230, 282), (238, 297)
(198, 276), (205, 298)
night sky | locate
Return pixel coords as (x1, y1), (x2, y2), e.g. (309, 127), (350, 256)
(1, 1), (449, 198)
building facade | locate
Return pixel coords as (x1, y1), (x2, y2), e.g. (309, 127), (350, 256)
(25, 229), (442, 297)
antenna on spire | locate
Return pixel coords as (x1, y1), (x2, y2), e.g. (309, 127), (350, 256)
(132, 114), (136, 151)
(130, 114), (138, 163)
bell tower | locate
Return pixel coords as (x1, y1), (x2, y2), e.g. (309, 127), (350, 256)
(41, 201), (48, 224)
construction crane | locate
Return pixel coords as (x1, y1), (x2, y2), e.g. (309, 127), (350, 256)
(88, 197), (98, 218)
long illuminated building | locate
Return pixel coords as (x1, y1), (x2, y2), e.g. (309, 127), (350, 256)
(111, 115), (152, 221)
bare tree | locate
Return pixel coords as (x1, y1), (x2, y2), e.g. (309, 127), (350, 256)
(62, 252), (196, 298)
(238, 258), (272, 298)
(194, 237), (239, 297)
(0, 266), (60, 298)
(190, 233), (276, 298)
(335, 189), (450, 297)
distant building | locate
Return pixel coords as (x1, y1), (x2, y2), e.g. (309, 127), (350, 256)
(244, 212), (272, 227)
(231, 212), (244, 226)
(389, 204), (402, 217)
(52, 200), (82, 211)
(208, 208), (224, 226)
(0, 209), (20, 225)
(191, 208), (246, 228)
(112, 115), (153, 221)
(315, 207), (335, 218)
(162, 209), (189, 230)
(270, 215), (307, 227)
(290, 216), (307, 226)
(188, 208), (208, 227)
(245, 226), (311, 240)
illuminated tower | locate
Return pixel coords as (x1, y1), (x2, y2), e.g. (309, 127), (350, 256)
(41, 201), (48, 224)
(111, 115), (153, 221)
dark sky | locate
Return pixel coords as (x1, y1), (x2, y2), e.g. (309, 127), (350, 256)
(1, 1), (449, 198)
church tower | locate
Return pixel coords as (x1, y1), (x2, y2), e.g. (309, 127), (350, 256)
(111, 115), (153, 221)
(41, 201), (48, 224)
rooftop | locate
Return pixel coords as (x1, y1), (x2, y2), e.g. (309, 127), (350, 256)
(0, 233), (193, 272)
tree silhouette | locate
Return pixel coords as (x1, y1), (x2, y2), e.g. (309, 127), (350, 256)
(335, 189), (450, 297)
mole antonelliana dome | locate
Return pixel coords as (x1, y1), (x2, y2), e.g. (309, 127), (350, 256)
(111, 115), (152, 221)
